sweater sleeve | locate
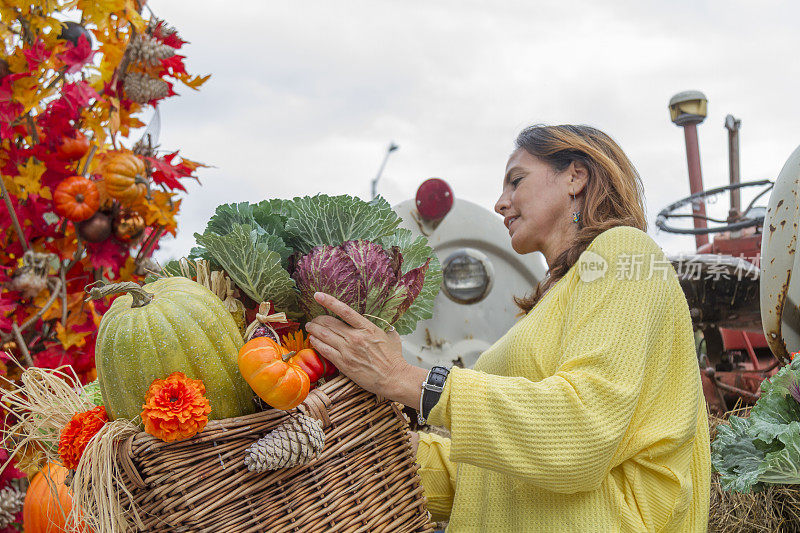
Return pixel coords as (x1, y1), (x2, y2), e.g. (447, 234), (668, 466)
(415, 432), (458, 522)
(427, 228), (673, 493)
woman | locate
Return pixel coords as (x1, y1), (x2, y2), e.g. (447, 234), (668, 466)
(306, 124), (711, 532)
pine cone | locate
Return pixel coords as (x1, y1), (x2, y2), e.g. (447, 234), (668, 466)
(127, 33), (175, 66)
(123, 73), (170, 104)
(244, 414), (325, 472)
(0, 487), (25, 528)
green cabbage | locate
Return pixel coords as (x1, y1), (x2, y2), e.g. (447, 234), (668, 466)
(712, 357), (800, 492)
(188, 194), (441, 334)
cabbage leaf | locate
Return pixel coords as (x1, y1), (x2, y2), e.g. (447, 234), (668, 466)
(712, 357), (800, 492)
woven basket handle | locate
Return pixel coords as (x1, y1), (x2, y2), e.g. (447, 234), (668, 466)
(297, 388), (332, 428)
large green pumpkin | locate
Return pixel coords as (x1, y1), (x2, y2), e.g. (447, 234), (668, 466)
(93, 277), (256, 421)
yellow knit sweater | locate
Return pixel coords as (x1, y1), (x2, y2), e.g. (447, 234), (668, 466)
(416, 226), (710, 532)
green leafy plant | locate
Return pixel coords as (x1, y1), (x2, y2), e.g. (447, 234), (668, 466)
(712, 357), (800, 492)
(187, 194), (442, 335)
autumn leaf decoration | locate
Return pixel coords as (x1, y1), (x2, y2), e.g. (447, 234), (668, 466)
(0, 3), (209, 386)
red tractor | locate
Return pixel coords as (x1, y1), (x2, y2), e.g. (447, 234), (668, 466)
(659, 91), (800, 413)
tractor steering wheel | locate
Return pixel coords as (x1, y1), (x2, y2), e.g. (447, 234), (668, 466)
(655, 179), (773, 235)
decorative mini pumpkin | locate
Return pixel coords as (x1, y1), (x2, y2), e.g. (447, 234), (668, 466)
(89, 278), (256, 421)
(99, 151), (147, 203)
(53, 176), (100, 222)
(239, 337), (310, 410)
(23, 462), (86, 533)
(113, 210), (145, 242)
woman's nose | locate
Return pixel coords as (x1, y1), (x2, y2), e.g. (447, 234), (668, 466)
(495, 193), (509, 215)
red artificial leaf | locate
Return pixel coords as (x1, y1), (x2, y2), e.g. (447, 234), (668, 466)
(159, 55), (187, 77)
(145, 152), (201, 191)
(61, 81), (99, 111)
(84, 238), (129, 271)
(153, 23), (186, 49)
(23, 40), (51, 71)
(0, 293), (17, 331)
(58, 35), (96, 74)
(32, 344), (69, 370)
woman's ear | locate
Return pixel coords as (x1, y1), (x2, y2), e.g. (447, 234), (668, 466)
(569, 161), (589, 196)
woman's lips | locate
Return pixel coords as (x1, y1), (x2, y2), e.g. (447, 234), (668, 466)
(505, 216), (519, 230)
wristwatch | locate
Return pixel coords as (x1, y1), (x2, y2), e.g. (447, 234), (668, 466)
(418, 366), (450, 425)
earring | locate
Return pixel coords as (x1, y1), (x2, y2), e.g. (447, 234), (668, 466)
(571, 192), (581, 223)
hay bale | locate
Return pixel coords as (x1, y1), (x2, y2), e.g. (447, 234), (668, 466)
(709, 474), (800, 532)
(708, 407), (800, 532)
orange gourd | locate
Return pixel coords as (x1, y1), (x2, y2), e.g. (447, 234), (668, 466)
(23, 462), (86, 533)
(99, 152), (147, 203)
(53, 176), (100, 222)
(238, 337), (310, 410)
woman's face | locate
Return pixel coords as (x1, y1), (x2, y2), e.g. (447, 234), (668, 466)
(494, 148), (582, 262)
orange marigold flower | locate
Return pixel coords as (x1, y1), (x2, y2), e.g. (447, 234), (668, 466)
(281, 330), (310, 353)
(58, 405), (108, 469)
(141, 371), (211, 443)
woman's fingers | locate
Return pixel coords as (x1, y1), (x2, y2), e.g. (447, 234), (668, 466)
(306, 319), (347, 351)
(313, 292), (375, 331)
(307, 334), (342, 367)
(311, 315), (352, 339)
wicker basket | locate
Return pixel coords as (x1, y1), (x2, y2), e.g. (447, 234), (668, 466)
(113, 375), (436, 532)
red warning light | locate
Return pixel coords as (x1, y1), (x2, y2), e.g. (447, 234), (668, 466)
(415, 178), (453, 221)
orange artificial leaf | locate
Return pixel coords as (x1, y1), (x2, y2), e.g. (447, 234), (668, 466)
(174, 72), (211, 90)
(55, 321), (91, 350)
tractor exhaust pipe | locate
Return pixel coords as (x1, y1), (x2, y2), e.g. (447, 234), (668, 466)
(725, 115), (742, 216)
(669, 90), (710, 250)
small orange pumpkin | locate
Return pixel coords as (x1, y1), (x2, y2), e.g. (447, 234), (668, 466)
(23, 462), (87, 533)
(238, 337), (310, 410)
(99, 151), (147, 203)
(53, 176), (100, 222)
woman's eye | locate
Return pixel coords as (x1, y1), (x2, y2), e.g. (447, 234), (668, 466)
(511, 177), (522, 188)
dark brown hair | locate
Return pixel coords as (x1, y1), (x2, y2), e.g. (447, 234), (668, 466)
(513, 124), (647, 313)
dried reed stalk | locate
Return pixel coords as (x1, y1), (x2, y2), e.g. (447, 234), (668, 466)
(69, 419), (141, 533)
(0, 364), (93, 471)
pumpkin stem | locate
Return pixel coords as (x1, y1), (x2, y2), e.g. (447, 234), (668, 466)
(282, 350), (296, 363)
(85, 281), (154, 308)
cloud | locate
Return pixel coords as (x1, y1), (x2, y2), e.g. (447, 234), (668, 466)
(146, 0), (800, 261)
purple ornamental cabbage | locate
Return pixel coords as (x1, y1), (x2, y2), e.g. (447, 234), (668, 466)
(292, 240), (430, 328)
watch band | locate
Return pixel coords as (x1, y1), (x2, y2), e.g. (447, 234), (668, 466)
(417, 366), (450, 425)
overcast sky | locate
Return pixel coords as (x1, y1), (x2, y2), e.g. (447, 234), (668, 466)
(145, 0), (800, 264)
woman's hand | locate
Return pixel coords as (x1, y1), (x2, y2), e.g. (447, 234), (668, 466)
(305, 292), (428, 408)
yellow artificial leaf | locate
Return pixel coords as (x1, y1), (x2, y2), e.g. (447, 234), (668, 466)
(6, 51), (27, 73)
(96, 34), (128, 84)
(55, 320), (90, 350)
(116, 255), (138, 282)
(144, 191), (181, 235)
(14, 158), (47, 200)
(77, 0), (126, 29)
(123, 0), (146, 32)
(12, 76), (46, 113)
(1, 175), (20, 198)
